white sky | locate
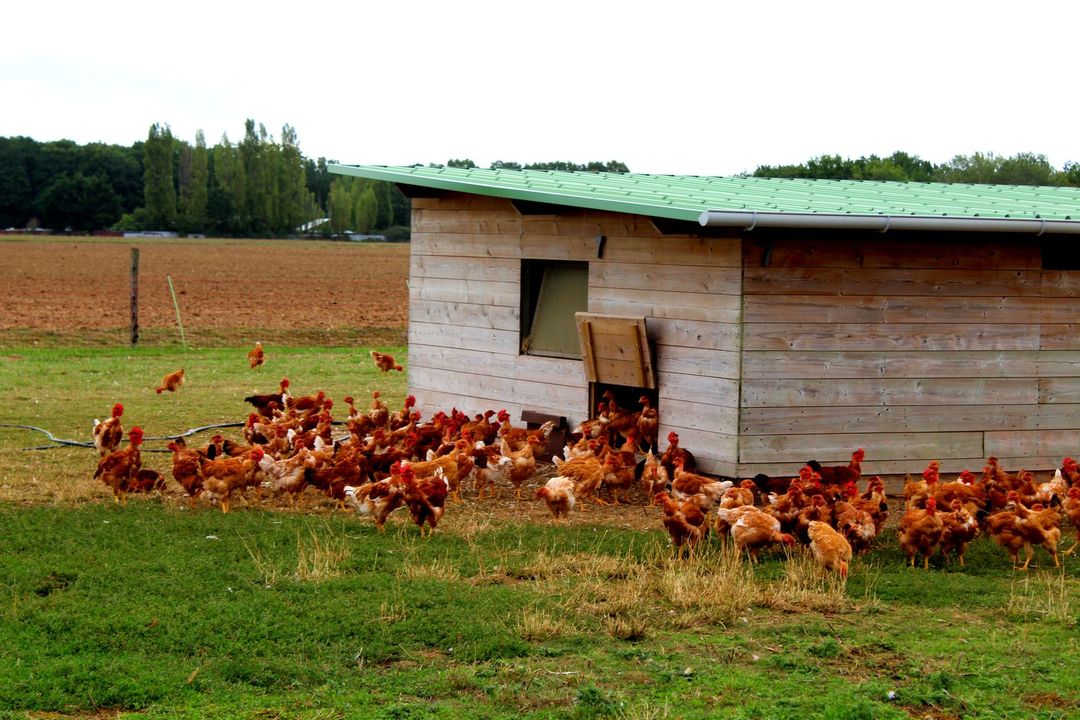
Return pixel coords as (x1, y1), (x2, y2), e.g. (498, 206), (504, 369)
(3, 1), (1078, 176)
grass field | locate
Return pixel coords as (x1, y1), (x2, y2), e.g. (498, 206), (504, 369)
(1, 237), (1079, 719)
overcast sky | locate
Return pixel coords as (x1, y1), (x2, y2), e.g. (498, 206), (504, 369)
(3, 1), (1077, 176)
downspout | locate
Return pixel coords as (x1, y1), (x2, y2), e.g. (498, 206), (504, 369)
(697, 211), (1079, 235)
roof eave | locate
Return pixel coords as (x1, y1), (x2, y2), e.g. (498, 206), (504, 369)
(328, 163), (702, 222)
(699, 210), (1080, 235)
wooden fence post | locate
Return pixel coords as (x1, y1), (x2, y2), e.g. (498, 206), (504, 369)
(130, 247), (139, 346)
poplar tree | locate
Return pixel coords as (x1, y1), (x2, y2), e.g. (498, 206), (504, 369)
(329, 179), (352, 234)
(277, 124), (310, 234)
(353, 185), (377, 234)
(143, 123), (177, 229)
(185, 130), (209, 232)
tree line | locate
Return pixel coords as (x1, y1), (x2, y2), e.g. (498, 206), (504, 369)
(0, 123), (411, 237)
(752, 151), (1080, 186)
(4, 134), (1078, 236)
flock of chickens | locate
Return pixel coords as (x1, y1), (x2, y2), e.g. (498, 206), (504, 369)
(89, 345), (1080, 577)
(896, 457), (1080, 570)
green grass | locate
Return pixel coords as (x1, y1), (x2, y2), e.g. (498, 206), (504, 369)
(2, 504), (1078, 719)
(1, 345), (1080, 719)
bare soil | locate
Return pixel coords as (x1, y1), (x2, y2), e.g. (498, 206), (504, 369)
(0, 237), (410, 346)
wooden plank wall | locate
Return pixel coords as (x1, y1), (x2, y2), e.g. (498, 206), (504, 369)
(739, 232), (1080, 478)
(407, 193), (742, 475)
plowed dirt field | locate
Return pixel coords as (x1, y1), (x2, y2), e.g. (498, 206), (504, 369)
(1, 237), (409, 346)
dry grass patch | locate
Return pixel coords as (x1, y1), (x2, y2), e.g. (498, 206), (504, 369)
(1005, 567), (1074, 622)
(293, 526), (352, 582)
(243, 523), (352, 587)
(758, 549), (854, 613)
(518, 608), (579, 641)
(397, 553), (463, 582)
(379, 600), (408, 624)
(650, 544), (758, 627)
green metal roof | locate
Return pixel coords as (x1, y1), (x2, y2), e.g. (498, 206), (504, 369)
(329, 164), (1080, 225)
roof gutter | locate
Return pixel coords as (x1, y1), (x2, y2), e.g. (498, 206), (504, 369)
(698, 210), (1080, 235)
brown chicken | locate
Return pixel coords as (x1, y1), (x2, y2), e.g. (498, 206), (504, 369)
(407, 441), (468, 501)
(807, 447), (865, 488)
(261, 447), (315, 506)
(200, 447), (264, 513)
(248, 341), (265, 368)
(985, 506), (1028, 569)
(400, 463), (449, 537)
(156, 368), (185, 394)
(92, 403), (125, 457)
(635, 396), (659, 451)
(855, 476), (890, 535)
(932, 470), (985, 515)
(471, 442), (510, 500)
(765, 480), (808, 534)
(244, 378), (289, 418)
(794, 494), (832, 544)
(903, 461), (940, 509)
(1062, 486), (1080, 556)
(713, 482), (759, 537)
(807, 520), (852, 579)
(367, 390), (390, 428)
(898, 497), (944, 569)
(639, 449), (669, 504)
(655, 491), (709, 557)
(344, 475), (405, 531)
(500, 434), (540, 499)
(659, 431), (695, 479)
(1033, 469), (1069, 507)
(167, 438), (204, 503)
(1060, 457), (1080, 487)
(938, 498), (980, 567)
(536, 476), (576, 524)
(671, 457), (733, 511)
(370, 350), (403, 372)
(94, 426), (144, 505)
(1012, 497), (1062, 569)
(727, 505), (796, 562)
(128, 468), (166, 495)
(601, 452), (636, 505)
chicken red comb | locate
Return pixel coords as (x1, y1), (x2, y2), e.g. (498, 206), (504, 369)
(390, 461), (402, 475)
(497, 409), (509, 421)
(281, 378), (290, 387)
(959, 470), (975, 482)
(925, 497), (937, 511)
(406, 395), (416, 407)
(922, 466), (938, 481)
(853, 448), (865, 460)
(1064, 457), (1077, 469)
(112, 403), (124, 417)
(251, 447), (265, 461)
(667, 431), (678, 443)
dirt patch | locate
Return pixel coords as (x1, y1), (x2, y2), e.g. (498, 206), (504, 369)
(0, 238), (409, 346)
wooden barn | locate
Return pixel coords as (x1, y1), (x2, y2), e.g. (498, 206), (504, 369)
(329, 165), (1080, 479)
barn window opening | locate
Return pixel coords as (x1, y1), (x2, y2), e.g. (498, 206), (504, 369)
(521, 260), (588, 358)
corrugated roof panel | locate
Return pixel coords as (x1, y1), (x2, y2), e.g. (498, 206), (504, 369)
(328, 164), (1080, 225)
